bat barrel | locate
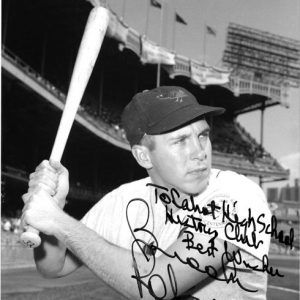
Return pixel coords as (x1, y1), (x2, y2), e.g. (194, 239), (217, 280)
(51, 6), (109, 162)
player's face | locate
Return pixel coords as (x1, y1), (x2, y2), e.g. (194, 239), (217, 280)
(149, 119), (212, 195)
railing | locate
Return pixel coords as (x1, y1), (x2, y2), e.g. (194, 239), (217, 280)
(229, 75), (282, 101)
(2, 45), (67, 102)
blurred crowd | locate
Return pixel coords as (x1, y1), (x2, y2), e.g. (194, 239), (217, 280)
(79, 103), (127, 142)
(1, 216), (22, 235)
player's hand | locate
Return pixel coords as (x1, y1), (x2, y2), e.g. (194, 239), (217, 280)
(21, 189), (65, 236)
(22, 160), (69, 209)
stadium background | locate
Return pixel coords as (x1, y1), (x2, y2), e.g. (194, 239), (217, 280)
(1, 0), (300, 299)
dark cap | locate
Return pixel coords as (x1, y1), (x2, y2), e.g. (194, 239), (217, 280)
(121, 86), (225, 146)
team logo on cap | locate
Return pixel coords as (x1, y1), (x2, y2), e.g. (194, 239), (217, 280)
(157, 89), (188, 103)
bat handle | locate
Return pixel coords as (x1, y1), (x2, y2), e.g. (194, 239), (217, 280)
(20, 226), (41, 248)
(20, 156), (58, 248)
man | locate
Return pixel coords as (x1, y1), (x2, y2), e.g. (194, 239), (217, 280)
(22, 86), (272, 299)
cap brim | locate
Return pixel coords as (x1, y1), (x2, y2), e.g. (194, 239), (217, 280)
(147, 104), (225, 135)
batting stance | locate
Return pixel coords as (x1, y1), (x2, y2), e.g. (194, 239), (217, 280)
(22, 86), (271, 299)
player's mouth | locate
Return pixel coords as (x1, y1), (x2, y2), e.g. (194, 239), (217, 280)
(187, 167), (208, 177)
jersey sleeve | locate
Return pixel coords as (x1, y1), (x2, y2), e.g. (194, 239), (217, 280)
(80, 189), (118, 241)
(80, 178), (152, 249)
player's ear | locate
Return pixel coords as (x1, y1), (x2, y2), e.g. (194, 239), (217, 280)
(131, 145), (153, 169)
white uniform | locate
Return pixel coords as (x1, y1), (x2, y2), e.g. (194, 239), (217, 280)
(82, 169), (271, 300)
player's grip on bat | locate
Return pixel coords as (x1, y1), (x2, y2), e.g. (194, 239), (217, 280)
(21, 160), (69, 248)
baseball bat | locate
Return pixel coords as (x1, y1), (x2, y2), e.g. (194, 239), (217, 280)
(20, 6), (110, 248)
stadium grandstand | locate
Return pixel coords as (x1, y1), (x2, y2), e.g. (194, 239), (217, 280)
(1, 0), (299, 268)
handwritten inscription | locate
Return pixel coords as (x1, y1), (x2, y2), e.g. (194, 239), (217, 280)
(149, 183), (294, 249)
(147, 183), (221, 218)
(126, 185), (293, 299)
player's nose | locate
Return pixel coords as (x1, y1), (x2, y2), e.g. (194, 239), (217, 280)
(189, 135), (207, 161)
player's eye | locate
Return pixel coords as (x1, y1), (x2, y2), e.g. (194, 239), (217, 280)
(198, 130), (210, 145)
(174, 136), (187, 144)
(175, 138), (185, 144)
(198, 130), (210, 139)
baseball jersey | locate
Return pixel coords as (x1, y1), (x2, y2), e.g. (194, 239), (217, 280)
(81, 169), (272, 300)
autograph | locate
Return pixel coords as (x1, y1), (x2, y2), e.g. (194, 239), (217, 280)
(126, 198), (178, 299)
(222, 202), (294, 249)
(126, 184), (293, 299)
(166, 211), (219, 257)
(147, 183), (221, 219)
(149, 182), (294, 250)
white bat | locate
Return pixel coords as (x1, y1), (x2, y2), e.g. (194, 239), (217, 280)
(20, 6), (110, 248)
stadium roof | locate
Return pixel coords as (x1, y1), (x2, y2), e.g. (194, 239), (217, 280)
(2, 0), (292, 115)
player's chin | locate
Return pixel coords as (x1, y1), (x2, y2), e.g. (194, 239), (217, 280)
(182, 177), (209, 196)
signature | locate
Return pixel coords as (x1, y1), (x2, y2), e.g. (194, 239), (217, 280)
(149, 183), (294, 250)
(147, 183), (221, 219)
(222, 202), (294, 249)
(166, 210), (219, 257)
(126, 198), (179, 299)
(126, 184), (292, 299)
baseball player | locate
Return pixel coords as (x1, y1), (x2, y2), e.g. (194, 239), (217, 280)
(22, 86), (272, 299)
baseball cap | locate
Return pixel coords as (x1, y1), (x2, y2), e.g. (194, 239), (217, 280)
(121, 86), (225, 146)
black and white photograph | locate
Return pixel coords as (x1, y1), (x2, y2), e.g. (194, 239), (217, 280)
(1, 0), (300, 299)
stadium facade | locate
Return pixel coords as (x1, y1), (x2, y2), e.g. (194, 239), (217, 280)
(1, 0), (294, 219)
